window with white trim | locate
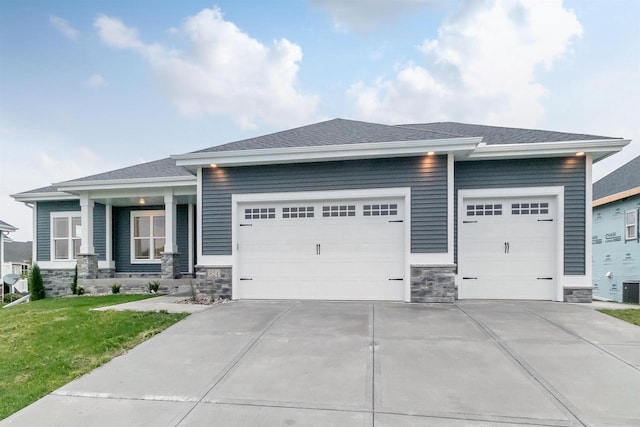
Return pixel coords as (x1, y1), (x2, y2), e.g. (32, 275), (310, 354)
(131, 211), (165, 262)
(625, 209), (638, 241)
(282, 206), (314, 218)
(364, 203), (398, 216)
(322, 205), (355, 217)
(244, 208), (276, 220)
(51, 212), (81, 260)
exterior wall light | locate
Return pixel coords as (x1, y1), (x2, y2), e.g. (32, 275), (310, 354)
(576, 152), (585, 156)
(139, 198), (145, 205)
(427, 151), (435, 156)
(210, 163), (217, 168)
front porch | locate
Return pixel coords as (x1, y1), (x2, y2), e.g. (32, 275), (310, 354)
(77, 277), (204, 296)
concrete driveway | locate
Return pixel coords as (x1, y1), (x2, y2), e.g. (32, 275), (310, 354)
(3, 300), (640, 426)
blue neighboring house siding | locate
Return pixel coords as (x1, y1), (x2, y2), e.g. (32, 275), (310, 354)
(113, 205), (190, 273)
(454, 156), (586, 275)
(36, 200), (107, 262)
(201, 155), (449, 255)
(592, 195), (640, 301)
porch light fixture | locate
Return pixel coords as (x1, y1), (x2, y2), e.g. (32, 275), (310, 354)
(210, 163), (217, 168)
(427, 151), (435, 156)
(576, 152), (585, 156)
(138, 198), (145, 205)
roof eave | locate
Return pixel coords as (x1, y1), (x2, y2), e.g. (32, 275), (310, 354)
(11, 191), (79, 202)
(172, 137), (482, 167)
(466, 139), (630, 161)
(53, 175), (197, 192)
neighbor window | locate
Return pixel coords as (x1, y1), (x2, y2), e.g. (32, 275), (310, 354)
(131, 211), (165, 262)
(625, 209), (638, 241)
(51, 213), (81, 260)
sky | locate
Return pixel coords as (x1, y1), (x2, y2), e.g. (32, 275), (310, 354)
(1, 0), (639, 242)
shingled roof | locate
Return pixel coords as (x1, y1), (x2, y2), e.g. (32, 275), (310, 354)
(593, 155), (640, 200)
(65, 157), (194, 183)
(195, 118), (463, 152)
(0, 220), (17, 232)
(399, 122), (620, 145)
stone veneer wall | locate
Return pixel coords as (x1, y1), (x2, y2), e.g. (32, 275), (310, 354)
(411, 265), (456, 303)
(563, 287), (593, 303)
(161, 252), (181, 279)
(40, 269), (75, 296)
(77, 254), (98, 279)
(195, 266), (232, 299)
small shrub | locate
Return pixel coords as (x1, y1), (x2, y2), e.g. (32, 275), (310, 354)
(76, 286), (85, 295)
(2, 293), (22, 303)
(148, 281), (160, 294)
(71, 264), (78, 295)
(111, 283), (121, 294)
(28, 264), (45, 300)
(189, 280), (197, 302)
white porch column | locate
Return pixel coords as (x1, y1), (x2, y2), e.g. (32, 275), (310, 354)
(164, 189), (177, 253)
(105, 203), (113, 266)
(79, 192), (95, 254)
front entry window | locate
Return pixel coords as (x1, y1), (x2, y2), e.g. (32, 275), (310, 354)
(131, 211), (165, 262)
(51, 213), (81, 260)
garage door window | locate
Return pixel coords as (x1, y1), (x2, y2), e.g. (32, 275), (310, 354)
(322, 205), (355, 217)
(466, 204), (502, 216)
(364, 203), (398, 216)
(512, 202), (549, 215)
(283, 207), (314, 218)
(245, 208), (276, 220)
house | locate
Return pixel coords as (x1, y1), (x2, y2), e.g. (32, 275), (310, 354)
(11, 119), (630, 302)
(0, 219), (18, 280)
(592, 155), (640, 303)
(3, 241), (32, 277)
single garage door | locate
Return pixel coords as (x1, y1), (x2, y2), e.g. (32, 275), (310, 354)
(459, 196), (557, 300)
(236, 197), (405, 300)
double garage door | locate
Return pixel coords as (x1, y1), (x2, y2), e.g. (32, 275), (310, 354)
(458, 196), (558, 300)
(236, 197), (406, 301)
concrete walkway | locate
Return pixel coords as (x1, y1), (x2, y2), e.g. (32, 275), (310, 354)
(3, 300), (640, 426)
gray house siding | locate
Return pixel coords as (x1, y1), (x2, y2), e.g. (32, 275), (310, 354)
(113, 205), (190, 273)
(454, 157), (586, 275)
(201, 156), (448, 255)
(36, 200), (106, 262)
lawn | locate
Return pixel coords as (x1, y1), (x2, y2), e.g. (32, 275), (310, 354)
(599, 308), (640, 327)
(0, 295), (188, 420)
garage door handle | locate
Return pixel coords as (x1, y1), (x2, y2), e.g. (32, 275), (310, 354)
(504, 242), (510, 254)
(462, 277), (478, 280)
(316, 243), (321, 255)
(239, 223), (253, 227)
(463, 220), (478, 223)
(240, 278), (253, 281)
(388, 278), (403, 281)
(537, 219), (553, 222)
(388, 220), (404, 223)
(537, 277), (553, 280)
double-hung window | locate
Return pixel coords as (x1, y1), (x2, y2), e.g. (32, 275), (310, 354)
(51, 213), (81, 260)
(131, 211), (165, 262)
(625, 209), (638, 241)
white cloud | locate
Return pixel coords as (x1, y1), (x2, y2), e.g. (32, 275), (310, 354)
(94, 8), (318, 129)
(84, 74), (106, 88)
(49, 15), (79, 40)
(312, 0), (442, 33)
(348, 0), (582, 126)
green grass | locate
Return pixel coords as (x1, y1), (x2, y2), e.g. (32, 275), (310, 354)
(0, 295), (188, 420)
(599, 309), (640, 327)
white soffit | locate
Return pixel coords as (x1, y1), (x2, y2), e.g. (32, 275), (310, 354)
(467, 139), (630, 161)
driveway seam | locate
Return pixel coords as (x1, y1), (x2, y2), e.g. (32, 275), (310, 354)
(523, 307), (640, 373)
(455, 304), (587, 427)
(173, 301), (299, 426)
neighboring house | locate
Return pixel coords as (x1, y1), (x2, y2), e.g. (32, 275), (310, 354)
(592, 155), (640, 303)
(0, 219), (18, 280)
(3, 241), (32, 277)
(11, 119), (630, 302)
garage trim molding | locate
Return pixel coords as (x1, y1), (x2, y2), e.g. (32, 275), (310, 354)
(457, 186), (565, 301)
(231, 187), (412, 301)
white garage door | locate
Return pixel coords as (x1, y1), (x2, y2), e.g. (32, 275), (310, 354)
(459, 196), (557, 300)
(236, 197), (405, 300)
